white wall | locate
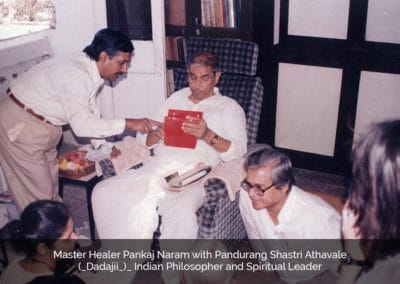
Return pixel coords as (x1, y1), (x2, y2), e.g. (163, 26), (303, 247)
(52, 0), (167, 121)
(275, 63), (342, 157)
(0, 0), (167, 144)
(354, 71), (400, 140)
(277, 0), (400, 156)
(288, 0), (350, 39)
(50, 0), (167, 120)
(109, 0), (167, 120)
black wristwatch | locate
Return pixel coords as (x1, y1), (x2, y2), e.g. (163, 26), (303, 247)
(341, 253), (370, 267)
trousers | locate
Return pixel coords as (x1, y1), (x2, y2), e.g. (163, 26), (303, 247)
(0, 96), (62, 212)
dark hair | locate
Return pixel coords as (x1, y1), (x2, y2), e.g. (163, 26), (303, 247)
(83, 28), (134, 60)
(7, 200), (71, 257)
(28, 274), (85, 284)
(188, 51), (220, 73)
(348, 120), (400, 260)
(244, 147), (295, 189)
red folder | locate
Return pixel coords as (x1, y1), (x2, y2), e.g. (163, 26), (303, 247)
(164, 109), (203, 149)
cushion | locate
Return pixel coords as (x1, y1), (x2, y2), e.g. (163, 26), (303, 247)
(186, 37), (259, 76)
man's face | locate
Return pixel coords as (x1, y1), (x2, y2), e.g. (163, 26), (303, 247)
(97, 51), (132, 82)
(245, 166), (289, 212)
(188, 63), (221, 102)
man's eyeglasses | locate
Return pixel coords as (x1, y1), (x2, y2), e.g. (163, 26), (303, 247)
(187, 73), (215, 84)
(240, 179), (275, 196)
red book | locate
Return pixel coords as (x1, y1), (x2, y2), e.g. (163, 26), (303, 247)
(164, 109), (203, 149)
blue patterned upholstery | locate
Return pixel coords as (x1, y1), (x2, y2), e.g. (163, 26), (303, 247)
(186, 37), (259, 76)
(171, 37), (264, 244)
(173, 37), (263, 145)
(195, 145), (272, 243)
(197, 178), (246, 249)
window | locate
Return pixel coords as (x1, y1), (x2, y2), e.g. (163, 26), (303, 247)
(0, 0), (55, 40)
(106, 0), (152, 40)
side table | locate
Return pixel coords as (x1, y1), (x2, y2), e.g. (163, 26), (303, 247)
(58, 173), (102, 240)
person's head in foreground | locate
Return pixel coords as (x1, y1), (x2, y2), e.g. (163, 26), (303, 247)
(83, 28), (134, 82)
(187, 51), (222, 103)
(241, 147), (295, 214)
(344, 120), (400, 257)
(28, 274), (85, 284)
(8, 200), (77, 273)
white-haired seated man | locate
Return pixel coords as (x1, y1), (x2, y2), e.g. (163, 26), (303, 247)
(239, 147), (342, 284)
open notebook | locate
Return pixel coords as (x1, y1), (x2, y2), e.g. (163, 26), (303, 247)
(164, 160), (211, 191)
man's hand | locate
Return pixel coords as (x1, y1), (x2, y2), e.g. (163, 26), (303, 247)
(181, 116), (207, 138)
(146, 124), (164, 146)
(152, 124), (165, 140)
(125, 118), (161, 133)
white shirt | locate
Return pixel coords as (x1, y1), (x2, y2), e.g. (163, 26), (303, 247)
(239, 185), (342, 283)
(9, 53), (125, 141)
(239, 185), (341, 239)
(137, 87), (247, 167)
(92, 87), (247, 239)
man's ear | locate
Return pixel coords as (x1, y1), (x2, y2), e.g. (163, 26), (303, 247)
(98, 51), (108, 62)
(280, 183), (290, 194)
(214, 71), (222, 85)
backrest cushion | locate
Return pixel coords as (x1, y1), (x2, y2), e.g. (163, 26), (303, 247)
(186, 37), (259, 76)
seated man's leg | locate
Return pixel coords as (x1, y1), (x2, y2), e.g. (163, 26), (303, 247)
(91, 169), (162, 239)
(157, 184), (205, 284)
(158, 183), (205, 239)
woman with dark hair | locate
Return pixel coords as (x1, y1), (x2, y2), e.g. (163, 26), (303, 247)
(338, 120), (400, 283)
(0, 200), (82, 283)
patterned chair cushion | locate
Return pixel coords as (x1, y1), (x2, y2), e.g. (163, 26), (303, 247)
(197, 178), (247, 250)
(186, 37), (259, 76)
(174, 38), (264, 246)
(174, 69), (263, 145)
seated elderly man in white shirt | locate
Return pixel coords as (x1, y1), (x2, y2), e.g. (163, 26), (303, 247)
(92, 51), (247, 240)
(239, 147), (342, 284)
(92, 51), (247, 284)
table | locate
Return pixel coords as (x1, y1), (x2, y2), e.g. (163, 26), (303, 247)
(58, 173), (102, 240)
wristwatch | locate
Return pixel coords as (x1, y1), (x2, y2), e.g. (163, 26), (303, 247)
(209, 134), (219, 146)
(341, 254), (370, 267)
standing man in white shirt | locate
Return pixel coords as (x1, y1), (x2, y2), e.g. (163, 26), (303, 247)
(239, 147), (342, 283)
(0, 28), (157, 212)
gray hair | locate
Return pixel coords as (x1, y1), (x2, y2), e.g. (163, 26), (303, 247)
(187, 51), (220, 73)
(244, 147), (295, 189)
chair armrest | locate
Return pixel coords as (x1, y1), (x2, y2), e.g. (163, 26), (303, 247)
(197, 178), (247, 250)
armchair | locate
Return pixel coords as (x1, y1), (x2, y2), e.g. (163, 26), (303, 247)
(170, 37), (265, 246)
(173, 37), (264, 145)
